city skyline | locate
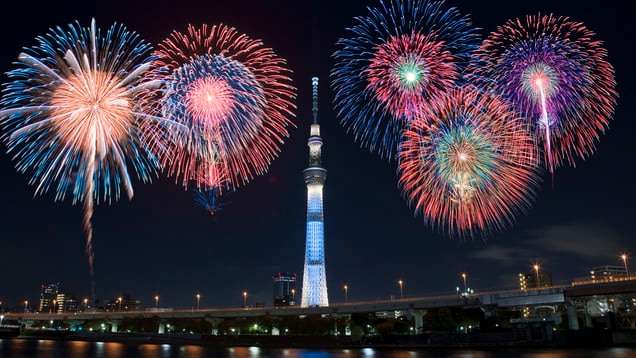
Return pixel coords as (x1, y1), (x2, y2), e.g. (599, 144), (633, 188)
(0, 0), (634, 310)
(0, 262), (630, 312)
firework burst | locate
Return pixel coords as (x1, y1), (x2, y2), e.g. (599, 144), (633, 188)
(398, 87), (540, 238)
(466, 13), (618, 174)
(0, 18), (160, 299)
(140, 24), (296, 191)
(331, 0), (481, 160)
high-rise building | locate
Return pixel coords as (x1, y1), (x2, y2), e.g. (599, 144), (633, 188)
(38, 283), (59, 313)
(300, 77), (329, 307)
(518, 271), (553, 290)
(273, 272), (297, 307)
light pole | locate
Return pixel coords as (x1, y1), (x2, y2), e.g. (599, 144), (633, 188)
(291, 288), (295, 304)
(622, 254), (629, 278)
(196, 293), (201, 311)
(83, 298), (88, 312)
(24, 300), (28, 313)
(534, 264), (541, 289)
(243, 291), (247, 307)
(344, 285), (348, 303)
(398, 280), (403, 299)
(155, 295), (159, 309)
(461, 273), (467, 295)
(51, 299), (56, 314)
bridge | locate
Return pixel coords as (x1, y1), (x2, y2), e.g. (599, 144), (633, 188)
(2, 279), (635, 334)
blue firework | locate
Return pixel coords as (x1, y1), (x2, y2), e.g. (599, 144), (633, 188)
(0, 18), (160, 300)
(193, 185), (234, 215)
(330, 0), (481, 160)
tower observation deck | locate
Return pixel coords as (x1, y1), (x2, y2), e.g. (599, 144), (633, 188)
(300, 77), (329, 307)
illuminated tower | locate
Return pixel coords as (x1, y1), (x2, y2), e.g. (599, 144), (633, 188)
(301, 77), (329, 307)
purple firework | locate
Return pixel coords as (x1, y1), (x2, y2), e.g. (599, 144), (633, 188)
(331, 0), (481, 160)
(466, 13), (618, 174)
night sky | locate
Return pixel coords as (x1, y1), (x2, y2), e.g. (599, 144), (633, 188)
(0, 0), (633, 311)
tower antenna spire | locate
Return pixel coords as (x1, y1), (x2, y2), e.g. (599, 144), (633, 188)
(312, 77), (319, 124)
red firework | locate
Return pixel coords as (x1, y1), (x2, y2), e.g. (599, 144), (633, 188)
(140, 24), (296, 189)
(398, 86), (540, 238)
(364, 31), (459, 121)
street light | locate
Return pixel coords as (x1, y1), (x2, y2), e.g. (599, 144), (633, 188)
(243, 291), (247, 307)
(196, 293), (201, 311)
(398, 280), (403, 299)
(622, 253), (629, 278)
(344, 285), (348, 303)
(155, 295), (159, 309)
(24, 300), (28, 313)
(461, 273), (467, 295)
(118, 297), (122, 311)
(83, 298), (88, 312)
(533, 264), (541, 289)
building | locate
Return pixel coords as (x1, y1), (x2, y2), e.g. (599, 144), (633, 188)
(590, 265), (626, 282)
(518, 271), (553, 290)
(104, 294), (140, 311)
(38, 283), (59, 313)
(61, 295), (81, 313)
(300, 77), (329, 307)
(273, 272), (297, 307)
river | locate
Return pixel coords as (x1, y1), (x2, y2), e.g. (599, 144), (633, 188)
(1, 339), (636, 358)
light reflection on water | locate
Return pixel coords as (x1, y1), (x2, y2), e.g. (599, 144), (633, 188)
(2, 339), (636, 358)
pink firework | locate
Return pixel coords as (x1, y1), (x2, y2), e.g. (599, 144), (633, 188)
(398, 86), (540, 238)
(467, 13), (618, 174)
(140, 24), (296, 190)
(364, 31), (459, 121)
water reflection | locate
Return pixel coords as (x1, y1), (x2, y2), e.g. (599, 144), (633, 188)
(2, 340), (636, 358)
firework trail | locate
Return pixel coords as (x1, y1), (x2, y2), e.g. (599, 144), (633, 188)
(398, 87), (541, 238)
(0, 19), (160, 301)
(140, 24), (296, 192)
(466, 13), (618, 175)
(331, 0), (480, 160)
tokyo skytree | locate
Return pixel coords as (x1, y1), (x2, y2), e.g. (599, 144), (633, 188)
(300, 77), (329, 307)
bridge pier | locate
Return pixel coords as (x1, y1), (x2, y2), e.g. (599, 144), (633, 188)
(205, 317), (223, 335)
(18, 320), (36, 329)
(567, 304), (580, 330)
(108, 319), (122, 333)
(66, 320), (85, 331)
(412, 310), (426, 334)
(158, 321), (166, 334)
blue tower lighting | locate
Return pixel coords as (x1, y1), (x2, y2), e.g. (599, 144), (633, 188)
(301, 77), (329, 307)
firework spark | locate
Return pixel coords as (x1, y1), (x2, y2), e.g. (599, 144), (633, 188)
(466, 13), (618, 174)
(0, 19), (160, 300)
(140, 24), (296, 191)
(331, 0), (480, 160)
(398, 87), (541, 238)
(193, 186), (233, 216)
(192, 161), (233, 215)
